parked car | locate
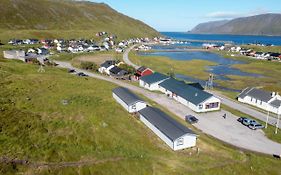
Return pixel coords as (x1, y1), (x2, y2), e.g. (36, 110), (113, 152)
(185, 115), (198, 124)
(68, 69), (76, 73)
(248, 122), (264, 130)
(237, 117), (247, 123)
(77, 72), (88, 77)
(242, 118), (256, 126)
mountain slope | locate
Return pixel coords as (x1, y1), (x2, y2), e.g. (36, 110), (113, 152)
(0, 0), (159, 40)
(190, 14), (281, 36)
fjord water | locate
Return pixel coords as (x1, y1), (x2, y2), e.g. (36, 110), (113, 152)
(162, 32), (281, 45)
(139, 51), (262, 81)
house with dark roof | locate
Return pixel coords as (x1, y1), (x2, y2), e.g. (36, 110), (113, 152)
(135, 66), (153, 80)
(158, 78), (220, 113)
(139, 72), (170, 91)
(98, 60), (116, 75)
(139, 106), (197, 150)
(112, 87), (147, 113)
(109, 66), (128, 77)
(238, 87), (281, 114)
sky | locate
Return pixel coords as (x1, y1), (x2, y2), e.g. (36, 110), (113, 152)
(92, 0), (281, 32)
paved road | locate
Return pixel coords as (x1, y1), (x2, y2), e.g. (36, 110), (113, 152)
(55, 61), (281, 155)
(124, 45), (281, 129)
(123, 45), (140, 69)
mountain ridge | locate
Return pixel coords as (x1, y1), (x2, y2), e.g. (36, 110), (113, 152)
(0, 0), (159, 40)
(190, 13), (281, 36)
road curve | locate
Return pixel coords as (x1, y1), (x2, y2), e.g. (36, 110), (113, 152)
(123, 45), (281, 129)
(55, 60), (281, 156)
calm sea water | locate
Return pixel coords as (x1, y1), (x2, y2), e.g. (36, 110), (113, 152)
(161, 32), (281, 46)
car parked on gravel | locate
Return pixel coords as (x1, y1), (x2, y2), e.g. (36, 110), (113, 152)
(242, 118), (256, 126)
(185, 115), (198, 124)
(77, 72), (88, 77)
(237, 117), (247, 123)
(248, 122), (264, 130)
(68, 69), (76, 73)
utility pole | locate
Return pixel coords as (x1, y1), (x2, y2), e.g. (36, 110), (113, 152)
(275, 109), (280, 134)
(265, 110), (269, 129)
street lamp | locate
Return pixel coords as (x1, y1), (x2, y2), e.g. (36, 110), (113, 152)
(266, 109), (269, 129)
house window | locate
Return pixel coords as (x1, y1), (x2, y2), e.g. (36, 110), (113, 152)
(177, 138), (184, 146)
(256, 99), (258, 104)
(199, 104), (203, 109)
(132, 104), (136, 110)
(260, 101), (262, 105)
(251, 97), (253, 102)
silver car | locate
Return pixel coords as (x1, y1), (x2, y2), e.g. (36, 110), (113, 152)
(248, 122), (264, 130)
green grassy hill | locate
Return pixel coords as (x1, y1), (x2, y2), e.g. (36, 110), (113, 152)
(1, 56), (281, 174)
(0, 0), (159, 41)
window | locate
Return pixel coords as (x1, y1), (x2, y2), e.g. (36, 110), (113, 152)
(199, 104), (203, 109)
(256, 99), (258, 104)
(260, 101), (262, 105)
(132, 104), (136, 110)
(177, 138), (184, 146)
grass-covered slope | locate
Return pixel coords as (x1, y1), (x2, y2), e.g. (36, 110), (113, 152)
(0, 0), (159, 41)
(0, 58), (281, 174)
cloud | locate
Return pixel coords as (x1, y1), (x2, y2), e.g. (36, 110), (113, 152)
(206, 8), (271, 19)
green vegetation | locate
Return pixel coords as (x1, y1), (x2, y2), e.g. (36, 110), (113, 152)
(0, 0), (159, 42)
(80, 61), (98, 72)
(221, 105), (281, 144)
(129, 51), (217, 79)
(1, 58), (281, 174)
(241, 45), (281, 53)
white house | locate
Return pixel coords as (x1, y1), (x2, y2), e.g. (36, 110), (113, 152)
(238, 87), (281, 114)
(139, 106), (197, 151)
(159, 78), (221, 113)
(3, 50), (26, 62)
(98, 60), (116, 75)
(112, 87), (147, 113)
(139, 72), (170, 91)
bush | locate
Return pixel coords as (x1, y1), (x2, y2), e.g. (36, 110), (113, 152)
(119, 64), (135, 74)
(80, 61), (98, 71)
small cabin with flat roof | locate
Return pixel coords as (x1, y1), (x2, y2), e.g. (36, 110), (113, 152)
(112, 87), (147, 113)
(139, 106), (197, 151)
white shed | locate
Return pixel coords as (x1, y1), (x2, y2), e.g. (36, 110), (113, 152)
(112, 87), (147, 113)
(139, 72), (170, 91)
(139, 107), (197, 151)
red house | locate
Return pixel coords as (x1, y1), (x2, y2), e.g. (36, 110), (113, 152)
(135, 66), (153, 80)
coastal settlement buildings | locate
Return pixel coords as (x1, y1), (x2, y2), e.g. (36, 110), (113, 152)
(139, 107), (197, 151)
(112, 87), (197, 150)
(139, 72), (221, 113)
(112, 87), (147, 113)
(139, 72), (170, 91)
(238, 87), (281, 114)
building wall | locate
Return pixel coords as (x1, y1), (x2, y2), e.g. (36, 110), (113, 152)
(238, 95), (281, 114)
(140, 114), (174, 150)
(3, 51), (25, 62)
(128, 101), (147, 113)
(200, 96), (221, 113)
(112, 93), (129, 112)
(173, 134), (197, 151)
(140, 79), (169, 91)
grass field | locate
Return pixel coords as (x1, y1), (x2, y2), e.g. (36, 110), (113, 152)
(129, 50), (281, 100)
(129, 51), (216, 80)
(1, 59), (281, 174)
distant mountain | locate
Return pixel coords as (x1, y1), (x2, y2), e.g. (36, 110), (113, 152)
(190, 14), (281, 36)
(0, 0), (159, 40)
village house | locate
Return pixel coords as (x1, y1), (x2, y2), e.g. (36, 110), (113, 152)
(112, 87), (147, 113)
(98, 60), (116, 75)
(238, 87), (281, 114)
(135, 66), (153, 80)
(139, 106), (197, 151)
(3, 50), (26, 62)
(158, 78), (221, 113)
(139, 72), (170, 91)
(109, 66), (128, 77)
